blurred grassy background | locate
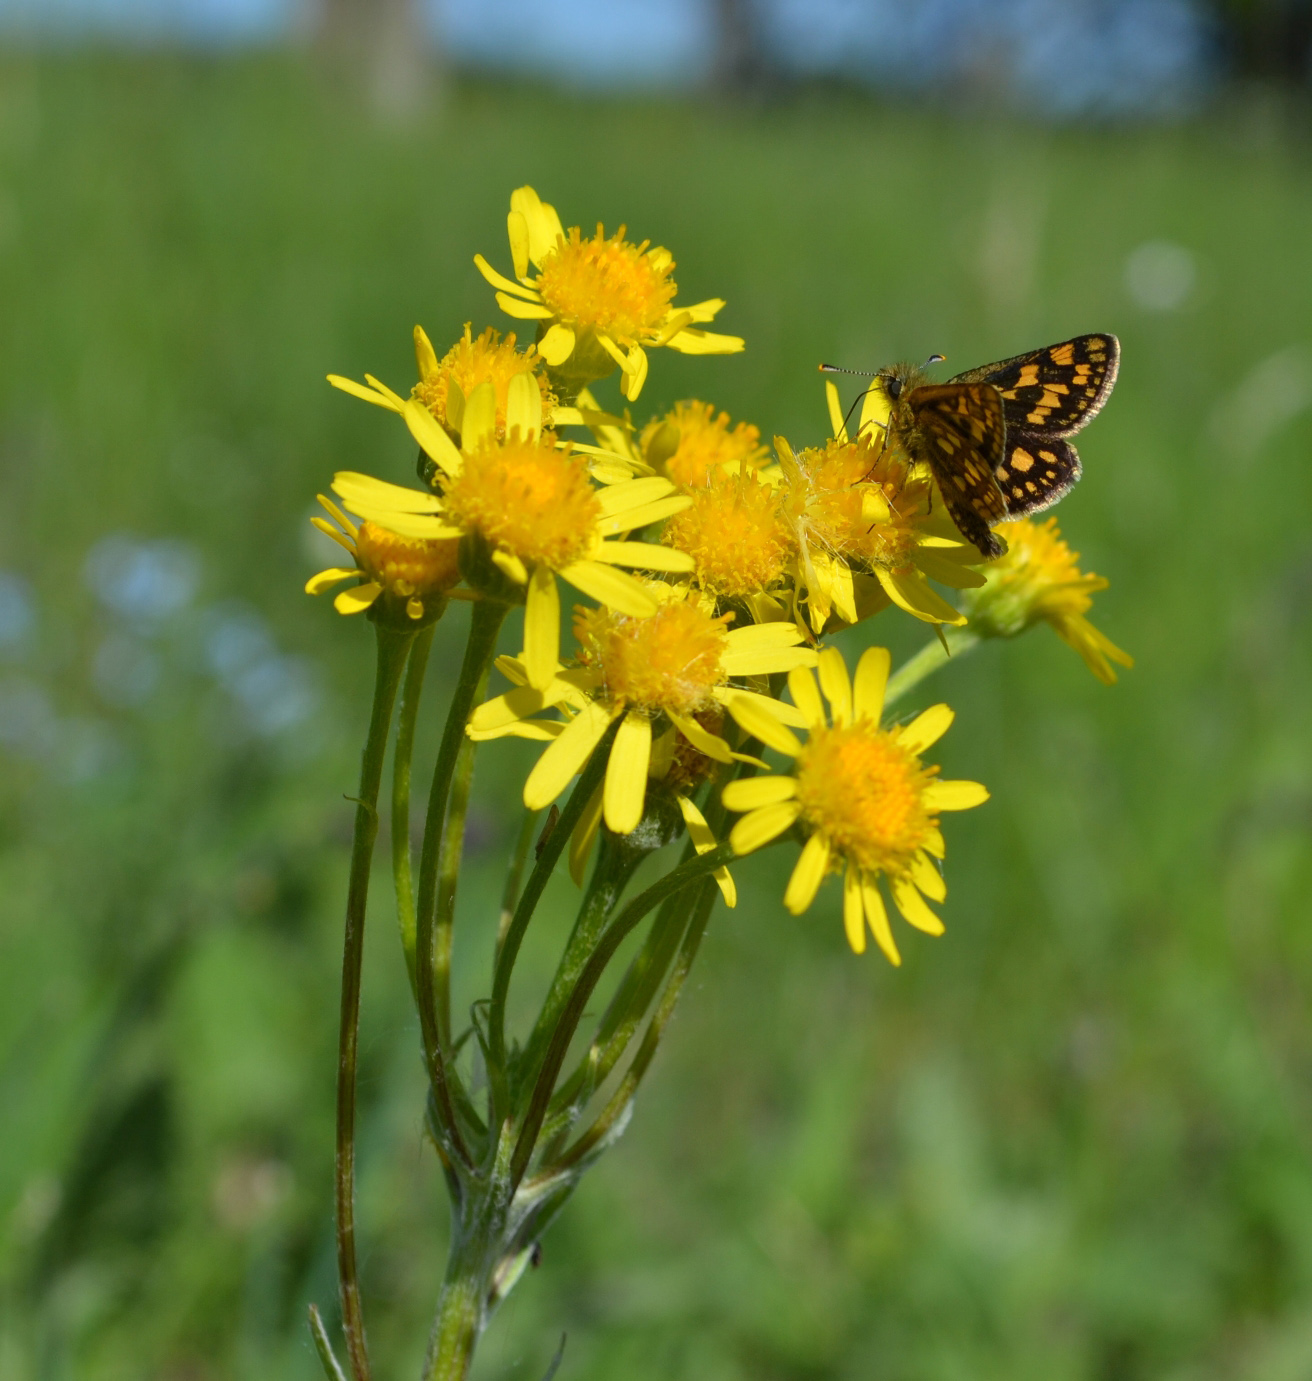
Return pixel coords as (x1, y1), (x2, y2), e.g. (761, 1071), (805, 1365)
(1, 51), (1311, 1381)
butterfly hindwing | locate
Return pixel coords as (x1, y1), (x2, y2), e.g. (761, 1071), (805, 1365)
(950, 334), (1119, 440)
(907, 382), (1009, 559)
(995, 433), (1082, 517)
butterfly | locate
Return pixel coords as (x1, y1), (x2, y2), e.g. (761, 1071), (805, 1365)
(824, 334), (1120, 560)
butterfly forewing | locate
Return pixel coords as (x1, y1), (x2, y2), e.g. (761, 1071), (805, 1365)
(950, 334), (1120, 438)
(907, 383), (1009, 559)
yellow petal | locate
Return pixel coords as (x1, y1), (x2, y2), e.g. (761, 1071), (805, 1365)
(897, 703), (954, 755)
(496, 291), (554, 321)
(597, 495), (692, 536)
(559, 561), (657, 617)
(466, 720), (564, 743)
(787, 666), (826, 730)
(729, 800), (801, 855)
(306, 566), (361, 595)
(524, 700), (616, 811)
(507, 208), (531, 280)
(914, 547), (988, 589)
(910, 852), (947, 902)
(664, 328), (746, 355)
(817, 646), (853, 726)
(538, 323), (575, 367)
(723, 621), (807, 650)
(923, 826), (946, 859)
(327, 374), (401, 412)
(859, 380), (891, 435)
(715, 686), (808, 729)
(825, 378), (847, 443)
(310, 515), (354, 550)
(510, 185), (565, 265)
(492, 549), (529, 585)
(677, 794), (736, 908)
(725, 695), (803, 757)
(891, 875), (945, 936)
(852, 646), (890, 722)
(843, 865), (866, 954)
(333, 582), (382, 614)
(355, 512), (462, 541)
(876, 566), (967, 626)
(604, 711), (652, 834)
(667, 709), (733, 764)
(569, 785), (604, 885)
(621, 346), (649, 401)
(784, 833), (830, 914)
(596, 475), (676, 515)
(403, 399), (464, 479)
(593, 541), (695, 573)
(332, 469), (444, 514)
(721, 645), (818, 677)
(680, 296), (726, 323)
(721, 776), (797, 812)
(413, 325), (439, 381)
(462, 379), (497, 451)
(523, 566), (560, 692)
(861, 878), (901, 966)
(506, 370), (542, 443)
(921, 779), (989, 812)
(473, 252), (536, 298)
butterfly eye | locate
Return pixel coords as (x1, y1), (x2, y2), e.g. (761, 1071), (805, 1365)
(884, 377), (903, 400)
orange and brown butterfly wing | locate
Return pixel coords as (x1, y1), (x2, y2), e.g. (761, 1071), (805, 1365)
(950, 333), (1119, 518)
(906, 383), (1009, 559)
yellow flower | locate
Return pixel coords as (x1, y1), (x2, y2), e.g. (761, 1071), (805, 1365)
(722, 646), (988, 964)
(467, 593), (816, 841)
(963, 517), (1133, 684)
(305, 495), (461, 622)
(776, 379), (986, 634)
(474, 186), (744, 401)
(329, 372), (696, 691)
(327, 322), (559, 442)
(640, 400), (768, 488)
(661, 468), (795, 606)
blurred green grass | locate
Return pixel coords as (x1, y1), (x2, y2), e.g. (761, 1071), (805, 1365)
(1, 51), (1311, 1381)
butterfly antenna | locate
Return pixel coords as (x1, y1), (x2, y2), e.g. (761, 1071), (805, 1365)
(925, 353), (946, 367)
(818, 362), (876, 377)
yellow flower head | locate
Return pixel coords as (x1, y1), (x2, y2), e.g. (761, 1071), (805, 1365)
(641, 400), (767, 488)
(963, 517), (1133, 684)
(467, 591), (816, 837)
(722, 645), (988, 964)
(305, 496), (460, 623)
(474, 186), (744, 401)
(329, 372), (696, 691)
(411, 323), (555, 440)
(326, 323), (558, 444)
(661, 468), (794, 602)
(776, 379), (987, 633)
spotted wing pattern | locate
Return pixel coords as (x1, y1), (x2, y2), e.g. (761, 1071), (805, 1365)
(950, 334), (1119, 517)
(906, 383), (1009, 559)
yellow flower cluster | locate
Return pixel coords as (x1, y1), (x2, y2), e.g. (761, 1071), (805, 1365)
(306, 184), (1130, 962)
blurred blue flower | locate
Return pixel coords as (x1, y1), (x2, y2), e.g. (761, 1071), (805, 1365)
(84, 535), (201, 627)
(0, 571), (35, 652)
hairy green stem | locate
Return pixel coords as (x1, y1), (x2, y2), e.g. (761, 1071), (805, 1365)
(415, 599), (507, 1166)
(392, 624), (435, 996)
(488, 721), (619, 1079)
(884, 628), (981, 708)
(510, 840), (742, 1188)
(335, 623), (413, 1381)
(550, 874), (719, 1173)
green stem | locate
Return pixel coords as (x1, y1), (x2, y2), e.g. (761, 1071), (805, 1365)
(510, 840), (744, 1188)
(884, 628), (981, 709)
(335, 623), (413, 1381)
(488, 721), (619, 1079)
(393, 624), (435, 997)
(519, 828), (648, 1091)
(549, 875), (718, 1174)
(415, 599), (507, 1166)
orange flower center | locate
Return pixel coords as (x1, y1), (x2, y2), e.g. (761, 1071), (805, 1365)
(580, 601), (729, 716)
(794, 723), (935, 875)
(535, 225), (677, 342)
(663, 471), (793, 597)
(645, 400), (766, 488)
(442, 436), (599, 569)
(412, 325), (552, 438)
(354, 521), (461, 597)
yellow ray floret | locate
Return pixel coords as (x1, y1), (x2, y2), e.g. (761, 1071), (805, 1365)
(722, 645), (988, 964)
(474, 186), (743, 401)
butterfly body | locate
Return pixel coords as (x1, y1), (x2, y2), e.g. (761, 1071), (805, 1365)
(868, 334), (1120, 560)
